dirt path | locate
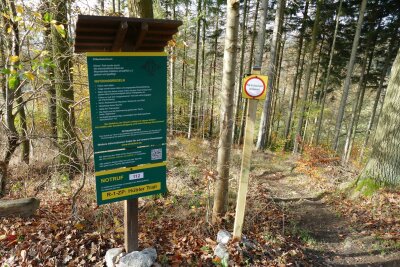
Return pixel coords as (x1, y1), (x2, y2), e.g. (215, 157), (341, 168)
(252, 152), (400, 266)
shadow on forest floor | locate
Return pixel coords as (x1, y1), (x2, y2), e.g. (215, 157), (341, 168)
(253, 151), (400, 266)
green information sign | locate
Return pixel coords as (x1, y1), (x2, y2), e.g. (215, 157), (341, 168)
(87, 52), (167, 205)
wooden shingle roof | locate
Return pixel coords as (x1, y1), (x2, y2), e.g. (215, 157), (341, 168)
(74, 15), (182, 53)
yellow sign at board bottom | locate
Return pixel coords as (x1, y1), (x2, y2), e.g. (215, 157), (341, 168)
(242, 74), (268, 100)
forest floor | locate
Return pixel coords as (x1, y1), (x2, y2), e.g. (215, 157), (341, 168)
(0, 137), (399, 266)
(253, 146), (400, 266)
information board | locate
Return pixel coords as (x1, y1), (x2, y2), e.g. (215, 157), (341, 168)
(87, 52), (167, 205)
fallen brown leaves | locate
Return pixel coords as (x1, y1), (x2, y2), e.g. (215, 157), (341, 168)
(329, 190), (400, 244)
(0, 181), (313, 266)
(0, 197), (122, 266)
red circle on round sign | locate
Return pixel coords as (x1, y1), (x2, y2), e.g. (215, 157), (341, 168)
(244, 77), (266, 98)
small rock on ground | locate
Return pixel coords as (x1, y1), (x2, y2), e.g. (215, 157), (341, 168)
(214, 243), (229, 261)
(217, 230), (232, 245)
(117, 248), (157, 267)
(105, 248), (124, 267)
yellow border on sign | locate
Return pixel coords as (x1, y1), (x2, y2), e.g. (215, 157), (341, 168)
(87, 52), (167, 57)
(96, 162), (166, 176)
(102, 182), (161, 200)
(242, 74), (268, 100)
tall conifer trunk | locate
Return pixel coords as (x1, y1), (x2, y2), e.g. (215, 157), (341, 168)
(256, 0), (281, 150)
(188, 0), (202, 139)
(212, 0), (240, 223)
(293, 0), (322, 153)
(332, 0), (367, 151)
(284, 0), (309, 149)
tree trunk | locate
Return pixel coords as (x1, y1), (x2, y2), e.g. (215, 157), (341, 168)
(315, 0), (342, 145)
(293, 0), (322, 153)
(255, 0), (281, 150)
(269, 4), (286, 145)
(51, 0), (79, 177)
(198, 0), (207, 137)
(359, 42), (397, 160)
(342, 52), (369, 163)
(233, 0), (249, 143)
(284, 0), (309, 150)
(169, 0), (176, 134)
(305, 35), (324, 145)
(212, 0), (240, 223)
(43, 6), (57, 142)
(358, 48), (400, 186)
(181, 2), (189, 111)
(0, 0), (24, 195)
(208, 5), (220, 139)
(188, 0), (202, 139)
(5, 0), (29, 164)
(273, 35), (286, 137)
(332, 0), (367, 151)
(128, 0), (153, 18)
(238, 0), (261, 145)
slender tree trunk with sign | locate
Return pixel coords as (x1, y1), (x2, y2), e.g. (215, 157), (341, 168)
(238, 0), (261, 145)
(233, 0), (269, 239)
(212, 0), (240, 224)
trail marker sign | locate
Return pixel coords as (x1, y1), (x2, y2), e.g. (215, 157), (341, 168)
(242, 75), (268, 100)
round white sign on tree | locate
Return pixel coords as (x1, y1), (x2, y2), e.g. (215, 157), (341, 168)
(242, 75), (268, 99)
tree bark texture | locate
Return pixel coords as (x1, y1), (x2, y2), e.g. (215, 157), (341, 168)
(256, 0), (281, 150)
(208, 6), (220, 139)
(359, 49), (400, 186)
(128, 0), (153, 18)
(212, 0), (240, 223)
(359, 41), (398, 160)
(51, 0), (79, 176)
(188, 0), (202, 139)
(0, 0), (24, 195)
(233, 0), (249, 143)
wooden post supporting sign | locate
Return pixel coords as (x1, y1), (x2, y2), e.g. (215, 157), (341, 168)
(233, 68), (268, 240)
(125, 198), (139, 252)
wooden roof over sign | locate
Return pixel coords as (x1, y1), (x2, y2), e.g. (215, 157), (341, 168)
(74, 15), (182, 53)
